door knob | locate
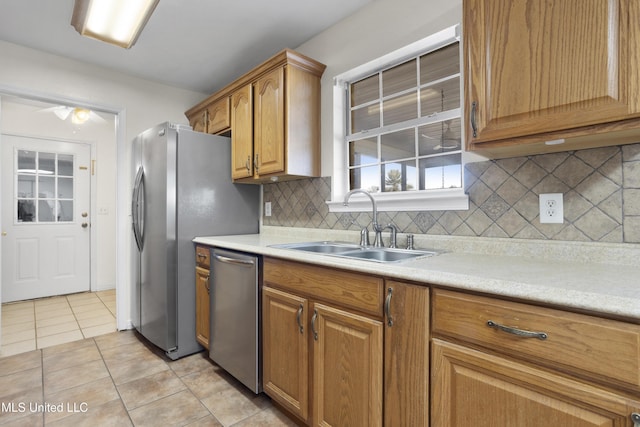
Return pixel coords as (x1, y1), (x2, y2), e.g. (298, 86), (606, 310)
(1, 231), (6, 236)
(81, 223), (89, 228)
(81, 212), (88, 217)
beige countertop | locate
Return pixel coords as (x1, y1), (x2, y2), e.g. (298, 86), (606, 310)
(194, 227), (640, 322)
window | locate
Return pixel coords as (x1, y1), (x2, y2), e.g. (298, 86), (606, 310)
(329, 24), (468, 212)
(16, 150), (75, 223)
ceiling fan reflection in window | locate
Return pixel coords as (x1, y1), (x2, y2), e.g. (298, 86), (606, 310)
(39, 106), (106, 124)
(421, 120), (461, 151)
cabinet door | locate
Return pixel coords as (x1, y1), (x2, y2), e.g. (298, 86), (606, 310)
(206, 97), (231, 135)
(313, 303), (383, 427)
(231, 84), (254, 179)
(195, 266), (210, 348)
(384, 282), (429, 427)
(262, 287), (309, 423)
(254, 66), (285, 176)
(432, 339), (640, 427)
(465, 0), (640, 145)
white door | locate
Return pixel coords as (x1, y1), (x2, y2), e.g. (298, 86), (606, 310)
(1, 135), (91, 302)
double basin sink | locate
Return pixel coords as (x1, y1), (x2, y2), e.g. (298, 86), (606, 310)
(270, 241), (437, 263)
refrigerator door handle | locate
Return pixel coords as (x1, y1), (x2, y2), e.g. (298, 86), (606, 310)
(132, 166), (145, 251)
(213, 254), (255, 267)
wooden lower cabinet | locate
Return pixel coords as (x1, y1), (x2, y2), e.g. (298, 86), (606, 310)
(384, 281), (430, 427)
(195, 266), (210, 348)
(431, 338), (640, 427)
(262, 285), (383, 427)
(313, 302), (383, 427)
(263, 287), (310, 422)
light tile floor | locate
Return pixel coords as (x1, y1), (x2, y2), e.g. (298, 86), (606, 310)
(1, 290), (116, 358)
(0, 330), (296, 426)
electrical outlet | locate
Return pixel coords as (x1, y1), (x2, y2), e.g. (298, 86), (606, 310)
(264, 202), (272, 217)
(539, 193), (563, 224)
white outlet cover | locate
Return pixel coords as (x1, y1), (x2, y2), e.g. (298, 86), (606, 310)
(539, 193), (563, 224)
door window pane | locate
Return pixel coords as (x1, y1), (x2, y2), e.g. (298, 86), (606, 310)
(58, 155), (74, 176)
(58, 178), (73, 199)
(38, 200), (55, 222)
(14, 150), (76, 224)
(58, 201), (74, 222)
(39, 176), (55, 198)
(18, 175), (35, 198)
(39, 152), (56, 174)
(17, 150), (36, 172)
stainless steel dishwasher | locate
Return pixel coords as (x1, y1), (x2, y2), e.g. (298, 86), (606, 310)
(209, 248), (262, 393)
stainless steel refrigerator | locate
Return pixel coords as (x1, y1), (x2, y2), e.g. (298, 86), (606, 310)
(131, 122), (259, 360)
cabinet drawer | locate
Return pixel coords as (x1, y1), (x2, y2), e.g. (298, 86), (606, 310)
(264, 257), (383, 317)
(432, 289), (640, 389)
(195, 245), (210, 269)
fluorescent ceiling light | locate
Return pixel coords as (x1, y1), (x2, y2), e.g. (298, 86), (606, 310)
(71, 0), (159, 49)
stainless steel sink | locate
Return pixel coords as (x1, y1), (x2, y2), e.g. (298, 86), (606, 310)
(270, 241), (437, 263)
(270, 241), (362, 254)
(335, 247), (436, 263)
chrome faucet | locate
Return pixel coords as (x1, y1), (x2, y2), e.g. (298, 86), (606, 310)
(343, 189), (385, 247)
(383, 223), (398, 248)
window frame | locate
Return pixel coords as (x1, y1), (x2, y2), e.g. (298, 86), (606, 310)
(327, 24), (468, 213)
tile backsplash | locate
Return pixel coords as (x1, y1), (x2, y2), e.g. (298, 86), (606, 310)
(263, 143), (640, 244)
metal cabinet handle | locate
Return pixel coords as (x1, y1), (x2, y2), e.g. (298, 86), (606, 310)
(204, 274), (210, 294)
(246, 156), (251, 172)
(385, 287), (393, 327)
(296, 304), (304, 334)
(470, 101), (478, 138)
(311, 309), (318, 341)
(213, 254), (255, 267)
(631, 413), (640, 427)
(254, 154), (260, 173)
(197, 253), (206, 259)
(487, 320), (548, 340)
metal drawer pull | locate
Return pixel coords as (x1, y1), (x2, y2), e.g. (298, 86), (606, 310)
(384, 287), (393, 327)
(296, 304), (304, 334)
(632, 412), (640, 427)
(487, 320), (548, 340)
(311, 309), (318, 341)
(205, 275), (210, 293)
(213, 254), (255, 266)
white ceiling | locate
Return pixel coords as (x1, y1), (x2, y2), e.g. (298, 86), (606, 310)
(0, 0), (373, 94)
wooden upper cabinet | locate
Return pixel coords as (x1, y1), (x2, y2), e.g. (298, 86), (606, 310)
(186, 49), (325, 183)
(205, 97), (230, 135)
(188, 108), (207, 133)
(231, 84), (254, 180)
(464, 0), (640, 156)
(186, 97), (230, 135)
(254, 67), (285, 177)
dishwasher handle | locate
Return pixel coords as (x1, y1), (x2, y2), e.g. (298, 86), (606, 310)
(213, 254), (256, 267)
